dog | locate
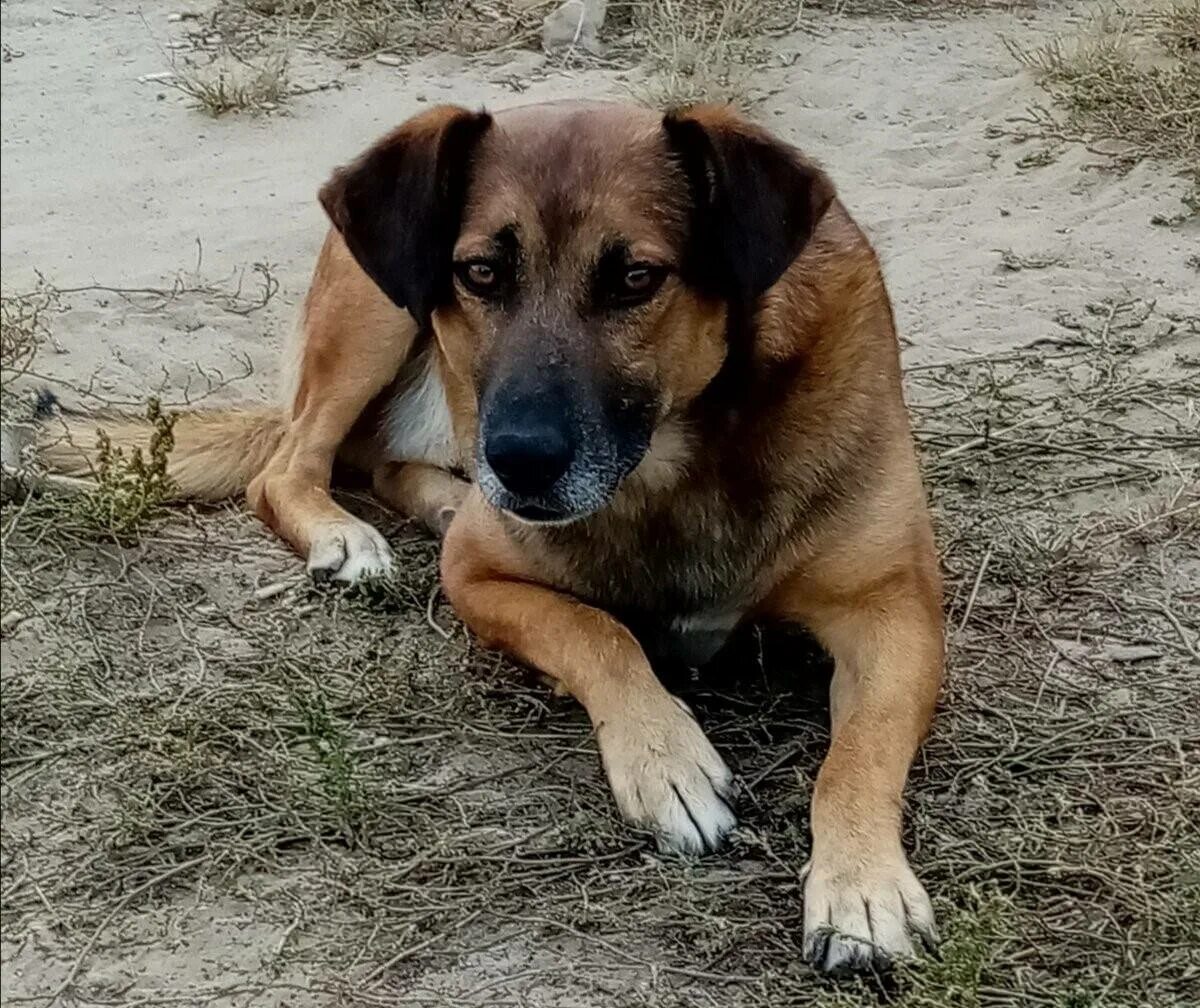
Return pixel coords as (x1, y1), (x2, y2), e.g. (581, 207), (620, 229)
(31, 100), (945, 972)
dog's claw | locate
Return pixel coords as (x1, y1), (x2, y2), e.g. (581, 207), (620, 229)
(601, 691), (737, 857)
(308, 564), (335, 585)
(306, 519), (394, 585)
(801, 853), (936, 974)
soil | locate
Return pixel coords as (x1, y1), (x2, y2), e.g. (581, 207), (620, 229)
(2, 1), (1197, 1006)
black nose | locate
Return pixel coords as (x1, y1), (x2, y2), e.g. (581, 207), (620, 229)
(484, 425), (572, 498)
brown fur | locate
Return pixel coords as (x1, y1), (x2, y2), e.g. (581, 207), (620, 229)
(34, 101), (945, 973)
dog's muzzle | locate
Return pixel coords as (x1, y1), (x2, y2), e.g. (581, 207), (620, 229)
(476, 374), (652, 525)
(483, 423), (573, 504)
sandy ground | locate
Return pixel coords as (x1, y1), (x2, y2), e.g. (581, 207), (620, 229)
(2, 1), (1198, 1006)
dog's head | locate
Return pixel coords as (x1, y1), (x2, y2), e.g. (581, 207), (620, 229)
(320, 101), (835, 524)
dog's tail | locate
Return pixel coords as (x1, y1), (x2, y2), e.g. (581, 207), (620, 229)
(24, 394), (287, 502)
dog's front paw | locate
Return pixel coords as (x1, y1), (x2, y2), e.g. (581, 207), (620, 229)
(599, 694), (737, 856)
(801, 849), (937, 973)
(307, 519), (394, 584)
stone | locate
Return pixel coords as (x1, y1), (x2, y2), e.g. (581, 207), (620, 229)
(541, 0), (606, 55)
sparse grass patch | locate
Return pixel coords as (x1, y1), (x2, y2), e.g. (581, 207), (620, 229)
(1006, 2), (1200, 181)
(3, 294), (1197, 1004)
(890, 890), (1011, 1008)
(625, 0), (775, 108)
(216, 0), (552, 58)
(165, 44), (291, 115)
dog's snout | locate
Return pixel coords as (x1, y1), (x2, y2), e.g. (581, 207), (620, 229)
(484, 424), (573, 498)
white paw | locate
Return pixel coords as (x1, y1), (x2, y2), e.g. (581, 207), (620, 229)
(306, 519), (394, 584)
(802, 851), (938, 973)
(599, 693), (737, 856)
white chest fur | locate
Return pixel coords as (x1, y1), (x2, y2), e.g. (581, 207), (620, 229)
(383, 349), (456, 468)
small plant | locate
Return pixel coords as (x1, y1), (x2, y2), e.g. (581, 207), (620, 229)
(74, 399), (176, 537)
(165, 46), (290, 116)
(889, 888), (1012, 1008)
(291, 690), (365, 838)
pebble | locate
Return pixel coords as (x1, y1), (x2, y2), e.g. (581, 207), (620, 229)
(253, 580), (292, 601)
(541, 0), (606, 54)
(375, 53), (403, 67)
(1100, 644), (1162, 663)
(1101, 687), (1135, 710)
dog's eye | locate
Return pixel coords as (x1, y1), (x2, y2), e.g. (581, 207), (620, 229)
(456, 259), (501, 297)
(596, 260), (666, 309)
(623, 266), (655, 293)
(467, 263), (494, 286)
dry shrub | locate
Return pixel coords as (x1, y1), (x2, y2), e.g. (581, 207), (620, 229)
(1007, 2), (1200, 176)
(165, 44), (291, 115)
(1153, 0), (1200, 55)
(807, 0), (1037, 15)
(1, 279), (62, 377)
(625, 0), (777, 108)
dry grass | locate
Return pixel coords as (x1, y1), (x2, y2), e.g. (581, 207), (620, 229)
(1005, 2), (1200, 186)
(215, 0), (795, 108)
(216, 0), (555, 58)
(0, 278), (62, 378)
(801, 0), (1039, 16)
(623, 0), (779, 108)
(2, 282), (1197, 1005)
(164, 44), (292, 116)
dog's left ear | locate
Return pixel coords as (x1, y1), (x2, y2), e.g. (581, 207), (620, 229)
(319, 105), (493, 326)
(663, 105), (836, 306)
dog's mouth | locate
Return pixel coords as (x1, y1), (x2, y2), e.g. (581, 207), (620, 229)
(508, 502), (574, 523)
(497, 496), (600, 527)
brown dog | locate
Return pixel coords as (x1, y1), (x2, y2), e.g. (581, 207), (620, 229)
(35, 100), (944, 972)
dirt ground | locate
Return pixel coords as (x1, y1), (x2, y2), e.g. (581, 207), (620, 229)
(1, 0), (1198, 1006)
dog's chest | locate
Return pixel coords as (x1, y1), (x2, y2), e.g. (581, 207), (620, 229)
(382, 349), (456, 467)
(545, 496), (787, 665)
(649, 605), (746, 669)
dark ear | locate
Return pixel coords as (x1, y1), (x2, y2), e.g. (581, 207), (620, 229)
(319, 105), (492, 325)
(663, 105), (836, 305)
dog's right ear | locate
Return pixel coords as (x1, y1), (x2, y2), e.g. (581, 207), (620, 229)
(319, 105), (492, 326)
